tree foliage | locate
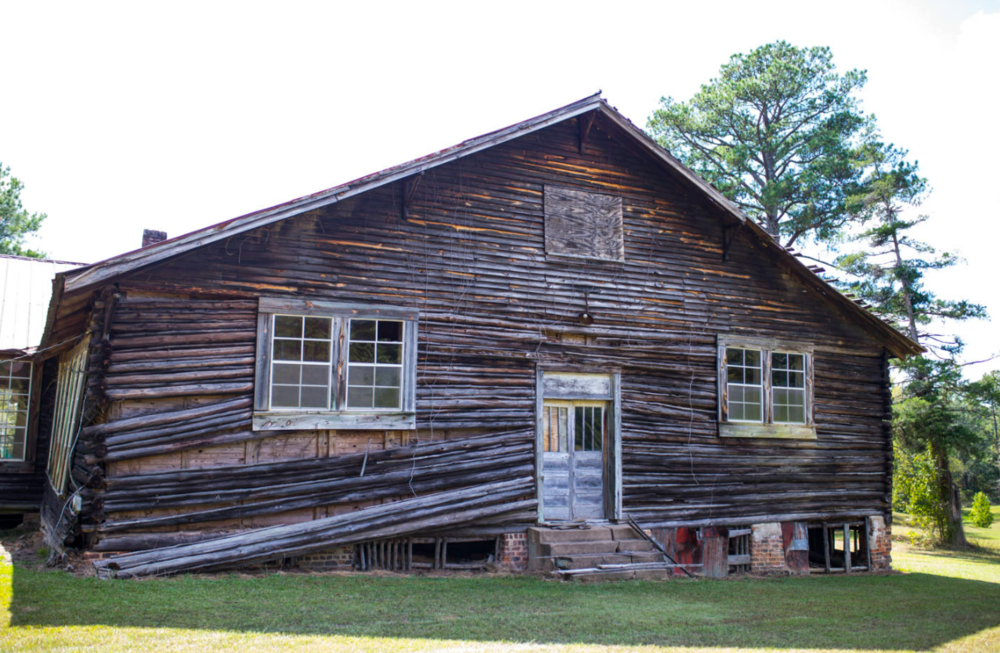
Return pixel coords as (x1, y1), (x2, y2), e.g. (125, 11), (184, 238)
(893, 446), (949, 539)
(971, 492), (994, 529)
(0, 163), (46, 258)
(832, 124), (987, 546)
(836, 126), (986, 355)
(646, 41), (868, 247)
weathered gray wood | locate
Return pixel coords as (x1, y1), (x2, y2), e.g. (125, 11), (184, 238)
(543, 185), (624, 261)
(542, 373), (612, 400)
(252, 411), (416, 431)
(718, 423), (817, 440)
(258, 297), (418, 320)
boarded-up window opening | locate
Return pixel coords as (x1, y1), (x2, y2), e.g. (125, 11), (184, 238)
(543, 186), (624, 261)
(47, 336), (90, 496)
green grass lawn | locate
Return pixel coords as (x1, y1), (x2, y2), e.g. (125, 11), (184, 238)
(4, 522), (1000, 652)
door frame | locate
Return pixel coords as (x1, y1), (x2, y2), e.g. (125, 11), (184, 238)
(535, 368), (622, 523)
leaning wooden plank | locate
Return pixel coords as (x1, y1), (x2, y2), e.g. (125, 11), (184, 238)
(93, 477), (535, 578)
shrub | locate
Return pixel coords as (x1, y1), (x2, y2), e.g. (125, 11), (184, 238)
(971, 492), (994, 529)
(894, 447), (949, 539)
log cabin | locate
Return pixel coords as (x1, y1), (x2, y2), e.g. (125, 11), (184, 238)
(0, 254), (84, 526)
(33, 94), (920, 579)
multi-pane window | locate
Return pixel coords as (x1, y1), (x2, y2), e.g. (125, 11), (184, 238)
(772, 352), (806, 424)
(271, 315), (334, 409)
(347, 319), (403, 410)
(574, 405), (604, 452)
(719, 339), (813, 436)
(541, 403), (605, 453)
(726, 348), (763, 422)
(0, 360), (31, 460)
(255, 298), (417, 430)
(542, 405), (569, 453)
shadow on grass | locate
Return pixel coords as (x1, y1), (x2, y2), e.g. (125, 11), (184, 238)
(8, 563), (1000, 651)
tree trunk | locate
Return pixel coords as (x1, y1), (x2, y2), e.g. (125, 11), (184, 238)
(891, 230), (919, 343)
(930, 439), (967, 546)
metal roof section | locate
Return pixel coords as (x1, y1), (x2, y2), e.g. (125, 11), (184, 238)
(53, 93), (922, 358)
(0, 254), (85, 352)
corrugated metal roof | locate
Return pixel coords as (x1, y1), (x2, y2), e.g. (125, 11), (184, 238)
(0, 255), (84, 351)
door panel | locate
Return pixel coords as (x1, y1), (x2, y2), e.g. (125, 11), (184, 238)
(541, 405), (571, 521)
(542, 401), (606, 521)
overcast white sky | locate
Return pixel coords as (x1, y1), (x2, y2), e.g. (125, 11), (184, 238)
(3, 1), (998, 375)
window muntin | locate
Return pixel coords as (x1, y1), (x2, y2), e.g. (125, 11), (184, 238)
(0, 360), (31, 461)
(347, 319), (403, 410)
(726, 348), (763, 423)
(270, 315), (334, 409)
(574, 405), (604, 452)
(542, 405), (569, 453)
(772, 352), (806, 424)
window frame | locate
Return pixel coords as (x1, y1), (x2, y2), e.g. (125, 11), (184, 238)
(0, 358), (35, 471)
(717, 336), (816, 440)
(253, 298), (418, 431)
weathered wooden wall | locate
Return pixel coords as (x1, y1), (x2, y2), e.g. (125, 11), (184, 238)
(66, 112), (892, 550)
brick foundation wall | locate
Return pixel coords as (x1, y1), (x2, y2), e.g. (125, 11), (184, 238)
(296, 545), (355, 571)
(498, 532), (527, 570)
(869, 515), (892, 571)
(750, 522), (788, 574)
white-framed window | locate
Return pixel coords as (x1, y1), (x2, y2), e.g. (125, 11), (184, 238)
(725, 348), (763, 423)
(0, 359), (32, 461)
(718, 337), (815, 439)
(346, 319), (404, 410)
(771, 352), (807, 424)
(253, 298), (417, 431)
(271, 315), (335, 409)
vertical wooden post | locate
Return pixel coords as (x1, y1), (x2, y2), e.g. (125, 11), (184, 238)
(823, 524), (831, 573)
(865, 518), (872, 572)
(843, 524), (851, 573)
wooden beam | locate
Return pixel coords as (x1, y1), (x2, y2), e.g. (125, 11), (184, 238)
(579, 111), (597, 154)
(403, 173), (423, 220)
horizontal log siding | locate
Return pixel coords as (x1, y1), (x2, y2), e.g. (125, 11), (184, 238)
(79, 113), (891, 545)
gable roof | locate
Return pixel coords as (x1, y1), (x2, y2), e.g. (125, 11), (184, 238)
(53, 93), (922, 358)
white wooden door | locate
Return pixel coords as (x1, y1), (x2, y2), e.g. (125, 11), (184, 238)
(541, 400), (606, 521)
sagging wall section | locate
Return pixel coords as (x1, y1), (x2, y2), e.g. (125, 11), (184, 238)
(60, 113), (891, 567)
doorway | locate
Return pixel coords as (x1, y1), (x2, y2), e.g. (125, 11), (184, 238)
(541, 400), (608, 521)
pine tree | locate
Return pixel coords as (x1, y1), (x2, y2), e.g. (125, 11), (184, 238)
(837, 125), (986, 545)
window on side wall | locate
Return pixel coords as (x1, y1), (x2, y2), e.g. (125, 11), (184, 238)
(718, 337), (815, 440)
(253, 298), (417, 431)
(0, 359), (32, 462)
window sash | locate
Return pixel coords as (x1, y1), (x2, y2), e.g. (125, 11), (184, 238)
(0, 360), (32, 461)
(254, 299), (417, 429)
(726, 347), (764, 424)
(771, 351), (807, 424)
(346, 318), (404, 411)
(269, 314), (335, 411)
(719, 341), (812, 428)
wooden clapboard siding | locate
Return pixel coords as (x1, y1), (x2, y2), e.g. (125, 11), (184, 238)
(57, 112), (894, 550)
